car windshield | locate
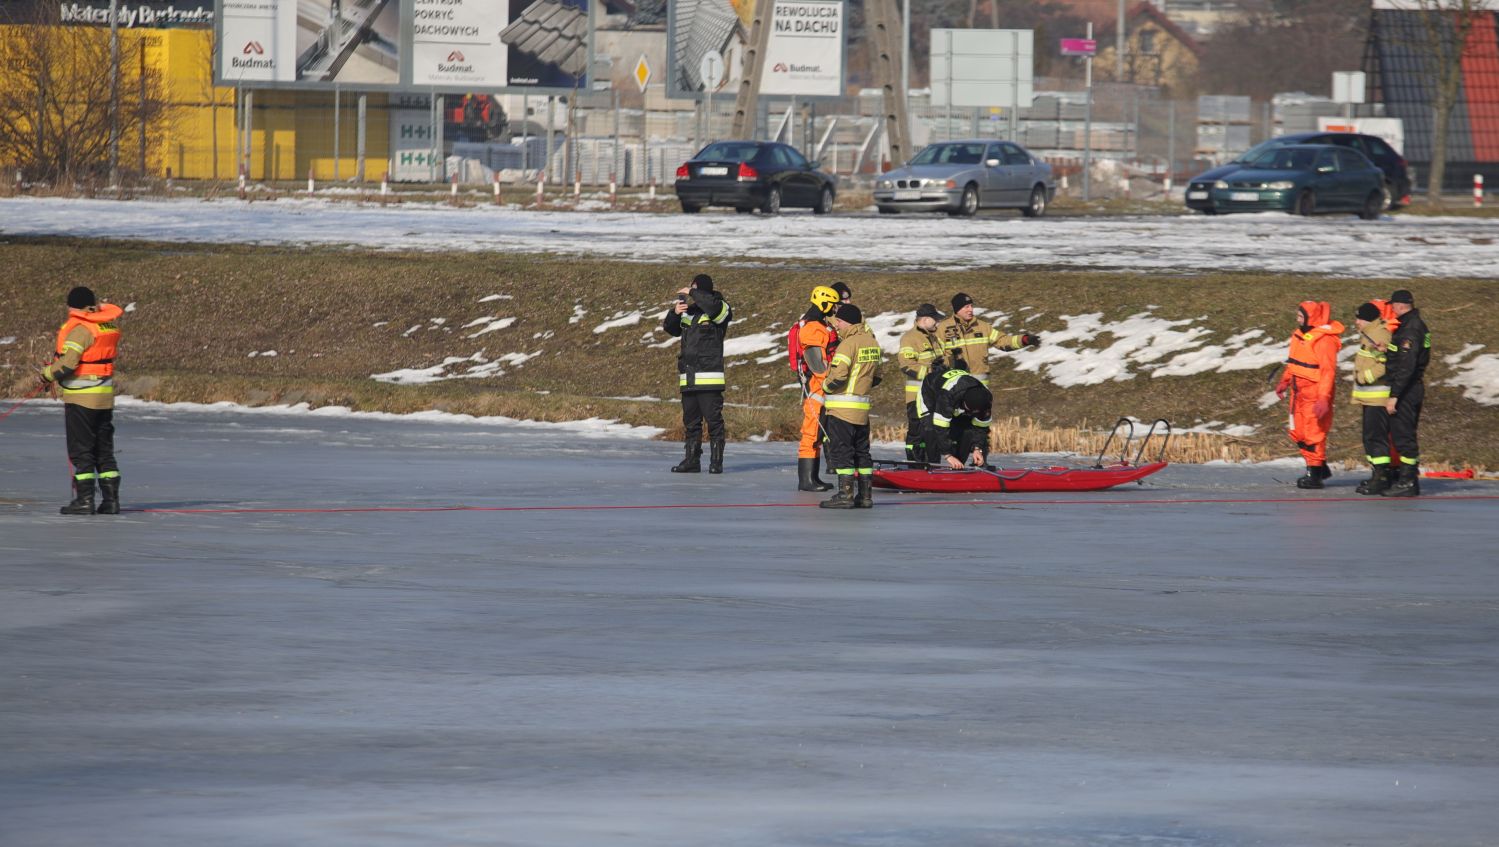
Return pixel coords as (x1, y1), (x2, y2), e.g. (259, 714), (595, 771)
(1232, 138), (1296, 164)
(909, 143), (986, 166)
(697, 142), (761, 163)
(1244, 147), (1318, 170)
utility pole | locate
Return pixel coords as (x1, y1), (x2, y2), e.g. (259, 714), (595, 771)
(1116, 0), (1126, 81)
(1084, 21), (1094, 202)
(108, 0), (121, 185)
(901, 0), (910, 108)
(730, 0), (773, 138)
(867, 0), (910, 167)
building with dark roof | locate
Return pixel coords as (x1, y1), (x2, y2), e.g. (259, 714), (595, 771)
(1365, 6), (1499, 192)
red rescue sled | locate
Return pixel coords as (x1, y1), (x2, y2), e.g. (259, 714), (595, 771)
(874, 418), (1171, 494)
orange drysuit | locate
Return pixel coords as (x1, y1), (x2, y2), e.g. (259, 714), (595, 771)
(1278, 301), (1344, 465)
(797, 314), (838, 459)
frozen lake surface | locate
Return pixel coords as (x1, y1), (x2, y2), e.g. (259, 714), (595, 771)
(3, 196), (1499, 277)
(2, 403), (1498, 846)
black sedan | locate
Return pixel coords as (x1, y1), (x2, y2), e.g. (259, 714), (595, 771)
(674, 141), (837, 215)
(1187, 131), (1411, 214)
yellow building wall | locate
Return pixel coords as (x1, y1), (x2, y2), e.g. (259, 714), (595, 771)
(0, 25), (394, 181)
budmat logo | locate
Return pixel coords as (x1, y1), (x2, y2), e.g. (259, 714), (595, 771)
(231, 41), (273, 69)
(773, 62), (788, 72)
(438, 50), (475, 73)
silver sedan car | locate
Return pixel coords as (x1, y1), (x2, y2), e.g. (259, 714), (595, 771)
(874, 139), (1056, 217)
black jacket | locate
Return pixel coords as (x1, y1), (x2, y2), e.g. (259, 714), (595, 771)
(918, 368), (991, 458)
(1386, 308), (1430, 399)
(663, 288), (733, 392)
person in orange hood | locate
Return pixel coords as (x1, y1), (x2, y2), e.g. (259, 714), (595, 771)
(38, 286), (124, 514)
(1275, 300), (1344, 489)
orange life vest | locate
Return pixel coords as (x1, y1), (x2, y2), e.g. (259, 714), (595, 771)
(56, 305), (123, 379)
(1369, 299), (1401, 334)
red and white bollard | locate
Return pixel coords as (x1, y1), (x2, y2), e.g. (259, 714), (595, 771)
(450, 172), (459, 203)
(1475, 174), (1485, 208)
(493, 172), (502, 205)
(307, 167), (315, 194)
(573, 170), (581, 200)
(608, 172), (617, 208)
(649, 177), (656, 202)
(238, 163), (247, 200)
(381, 171), (389, 199)
(535, 171), (545, 207)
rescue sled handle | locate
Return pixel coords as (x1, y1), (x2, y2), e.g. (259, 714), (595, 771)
(1093, 417), (1172, 469)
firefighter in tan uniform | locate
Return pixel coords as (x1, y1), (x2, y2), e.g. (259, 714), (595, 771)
(38, 286), (124, 515)
(897, 303), (944, 461)
(819, 304), (883, 510)
(1350, 301), (1398, 495)
(937, 292), (1040, 385)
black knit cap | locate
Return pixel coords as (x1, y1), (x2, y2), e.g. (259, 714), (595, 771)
(67, 286), (96, 309)
(833, 303), (862, 324)
(1356, 302), (1381, 322)
(1390, 289), (1414, 305)
(952, 292), (974, 312)
(692, 273), (714, 292)
(832, 281), (852, 300)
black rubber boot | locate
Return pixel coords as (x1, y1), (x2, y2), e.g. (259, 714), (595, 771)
(797, 458), (832, 492)
(61, 478), (96, 515)
(670, 441), (701, 473)
(1317, 464), (1333, 481)
(97, 477), (120, 515)
(1295, 463), (1325, 489)
(708, 439), (725, 475)
(1355, 465), (1393, 496)
(854, 475), (873, 509)
(819, 475), (856, 509)
(1382, 463), (1421, 497)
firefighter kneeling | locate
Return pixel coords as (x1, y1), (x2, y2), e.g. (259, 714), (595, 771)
(918, 368), (993, 470)
(819, 304), (882, 510)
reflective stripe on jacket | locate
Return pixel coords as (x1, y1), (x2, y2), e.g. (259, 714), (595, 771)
(823, 324), (882, 426)
(898, 326), (943, 401)
(663, 289), (733, 392)
(48, 304), (123, 405)
(1350, 322), (1394, 407)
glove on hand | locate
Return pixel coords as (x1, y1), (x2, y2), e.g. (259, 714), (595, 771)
(1021, 333), (1041, 348)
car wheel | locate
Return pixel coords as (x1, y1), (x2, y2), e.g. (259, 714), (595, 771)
(1021, 185), (1047, 218)
(813, 187), (834, 215)
(1381, 181), (1394, 211)
(1295, 189), (1316, 217)
(762, 186), (782, 215)
(735, 206), (753, 214)
(1359, 190), (1384, 221)
(681, 203), (702, 214)
(949, 184), (978, 217)
(877, 205), (899, 215)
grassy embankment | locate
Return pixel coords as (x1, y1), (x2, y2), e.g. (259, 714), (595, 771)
(2, 237), (1495, 468)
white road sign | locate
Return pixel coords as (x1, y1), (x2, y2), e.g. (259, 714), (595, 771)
(699, 51), (725, 91)
(929, 28), (1034, 109)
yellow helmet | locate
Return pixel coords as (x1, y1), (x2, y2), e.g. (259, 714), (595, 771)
(809, 285), (839, 314)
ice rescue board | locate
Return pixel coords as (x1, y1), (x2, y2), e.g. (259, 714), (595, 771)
(874, 417), (1172, 494)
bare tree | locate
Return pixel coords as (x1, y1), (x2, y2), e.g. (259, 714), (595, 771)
(0, 4), (170, 186)
(1392, 0), (1485, 206)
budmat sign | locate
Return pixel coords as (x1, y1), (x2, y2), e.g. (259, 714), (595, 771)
(759, 0), (845, 97)
(0, 0), (213, 27)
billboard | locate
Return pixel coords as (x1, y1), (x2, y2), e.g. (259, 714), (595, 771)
(218, 0), (399, 86)
(0, 0), (213, 27)
(758, 0), (843, 97)
(665, 0), (746, 99)
(214, 0), (592, 92)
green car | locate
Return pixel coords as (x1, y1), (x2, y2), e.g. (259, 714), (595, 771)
(1193, 144), (1386, 219)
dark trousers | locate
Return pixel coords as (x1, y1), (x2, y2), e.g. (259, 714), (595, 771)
(1361, 404), (1392, 462)
(825, 415), (872, 473)
(922, 416), (987, 465)
(65, 404), (117, 480)
(681, 390), (725, 443)
(1390, 381), (1423, 462)
(904, 401), (922, 455)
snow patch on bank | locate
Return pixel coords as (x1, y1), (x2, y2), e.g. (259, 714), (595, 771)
(1444, 344), (1499, 405)
(0, 336), (15, 346)
(371, 351), (540, 384)
(593, 310), (645, 334)
(113, 396), (662, 438)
